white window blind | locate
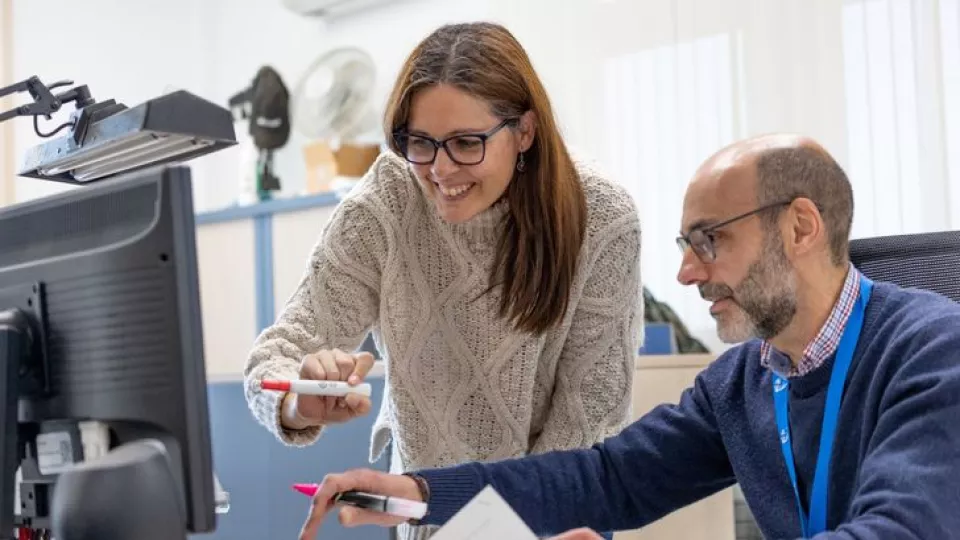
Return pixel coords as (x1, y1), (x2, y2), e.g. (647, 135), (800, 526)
(843, 0), (960, 236)
(942, 0), (960, 227)
(602, 0), (960, 348)
(603, 32), (744, 342)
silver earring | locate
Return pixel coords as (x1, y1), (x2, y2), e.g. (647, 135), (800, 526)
(516, 152), (526, 172)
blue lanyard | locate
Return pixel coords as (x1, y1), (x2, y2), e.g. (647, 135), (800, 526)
(772, 274), (873, 538)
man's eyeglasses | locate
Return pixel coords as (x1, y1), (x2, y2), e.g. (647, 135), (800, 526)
(676, 200), (793, 263)
(393, 118), (518, 166)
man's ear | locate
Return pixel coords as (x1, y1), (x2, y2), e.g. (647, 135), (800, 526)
(787, 197), (825, 257)
(518, 110), (537, 152)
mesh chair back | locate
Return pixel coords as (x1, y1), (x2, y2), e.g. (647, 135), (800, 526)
(849, 230), (960, 303)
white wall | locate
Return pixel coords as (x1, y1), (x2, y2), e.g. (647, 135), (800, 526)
(191, 0), (494, 211)
(11, 0), (214, 204)
(1, 0), (13, 206)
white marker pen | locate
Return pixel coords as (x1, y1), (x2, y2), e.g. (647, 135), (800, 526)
(260, 379), (372, 397)
(334, 491), (428, 521)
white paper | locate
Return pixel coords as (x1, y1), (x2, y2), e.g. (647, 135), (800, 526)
(431, 485), (538, 540)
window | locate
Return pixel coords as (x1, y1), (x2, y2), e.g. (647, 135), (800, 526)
(602, 32), (744, 343)
(842, 0), (960, 235)
(941, 0), (960, 227)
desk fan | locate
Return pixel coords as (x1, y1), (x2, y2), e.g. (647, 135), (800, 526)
(292, 47), (380, 198)
(292, 47), (377, 142)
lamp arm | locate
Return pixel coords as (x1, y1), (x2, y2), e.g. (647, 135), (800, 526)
(0, 76), (96, 134)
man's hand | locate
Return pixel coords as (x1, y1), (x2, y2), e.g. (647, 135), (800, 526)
(549, 528), (605, 540)
(298, 469), (423, 540)
(280, 349), (375, 430)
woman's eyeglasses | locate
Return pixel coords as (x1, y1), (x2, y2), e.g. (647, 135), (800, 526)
(393, 118), (518, 166)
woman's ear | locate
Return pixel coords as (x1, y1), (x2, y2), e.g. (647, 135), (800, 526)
(518, 110), (537, 152)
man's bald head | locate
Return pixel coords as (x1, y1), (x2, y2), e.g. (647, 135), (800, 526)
(693, 134), (854, 266)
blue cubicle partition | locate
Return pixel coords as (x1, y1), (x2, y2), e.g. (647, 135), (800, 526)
(196, 196), (392, 538)
(199, 378), (389, 540)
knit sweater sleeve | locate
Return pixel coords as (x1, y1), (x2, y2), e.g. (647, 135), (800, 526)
(243, 155), (399, 447)
(415, 359), (736, 535)
(530, 176), (643, 453)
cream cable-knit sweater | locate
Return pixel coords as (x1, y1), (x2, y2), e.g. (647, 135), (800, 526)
(243, 152), (643, 538)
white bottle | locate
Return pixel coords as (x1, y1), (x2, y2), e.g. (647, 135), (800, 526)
(237, 138), (260, 207)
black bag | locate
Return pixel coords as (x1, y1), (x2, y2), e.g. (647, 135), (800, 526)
(248, 66), (290, 151)
(228, 66), (291, 193)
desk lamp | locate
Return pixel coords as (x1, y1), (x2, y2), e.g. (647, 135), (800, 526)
(1, 76), (235, 184)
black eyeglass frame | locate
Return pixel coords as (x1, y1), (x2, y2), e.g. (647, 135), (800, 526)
(676, 200), (794, 263)
(392, 117), (519, 166)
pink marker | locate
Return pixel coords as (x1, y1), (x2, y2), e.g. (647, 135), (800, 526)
(293, 483), (320, 497)
(292, 484), (427, 520)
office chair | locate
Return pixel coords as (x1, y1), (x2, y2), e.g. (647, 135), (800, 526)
(849, 230), (960, 303)
(731, 231), (960, 540)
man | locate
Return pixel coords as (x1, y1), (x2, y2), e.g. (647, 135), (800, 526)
(298, 134), (960, 540)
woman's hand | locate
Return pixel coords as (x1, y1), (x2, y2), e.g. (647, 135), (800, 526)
(279, 349), (375, 430)
(298, 469), (423, 540)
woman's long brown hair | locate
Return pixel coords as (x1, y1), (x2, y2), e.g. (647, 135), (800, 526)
(383, 22), (587, 335)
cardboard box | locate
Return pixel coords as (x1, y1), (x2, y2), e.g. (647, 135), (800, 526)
(303, 140), (380, 194)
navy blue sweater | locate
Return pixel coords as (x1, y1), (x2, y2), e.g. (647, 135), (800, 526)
(415, 282), (960, 539)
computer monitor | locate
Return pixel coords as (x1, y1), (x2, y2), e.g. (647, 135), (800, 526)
(0, 165), (215, 539)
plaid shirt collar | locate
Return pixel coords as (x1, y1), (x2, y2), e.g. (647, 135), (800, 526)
(760, 264), (861, 378)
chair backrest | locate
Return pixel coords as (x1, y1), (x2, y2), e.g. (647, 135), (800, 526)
(849, 230), (960, 303)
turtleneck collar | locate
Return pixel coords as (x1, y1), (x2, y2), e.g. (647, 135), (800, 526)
(439, 197), (507, 248)
(413, 175), (509, 246)
(402, 163), (510, 247)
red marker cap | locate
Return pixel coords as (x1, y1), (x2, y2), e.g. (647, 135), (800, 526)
(261, 380), (291, 391)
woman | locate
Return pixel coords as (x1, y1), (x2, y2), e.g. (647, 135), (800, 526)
(243, 21), (643, 539)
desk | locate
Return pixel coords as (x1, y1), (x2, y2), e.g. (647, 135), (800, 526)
(614, 354), (735, 540)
